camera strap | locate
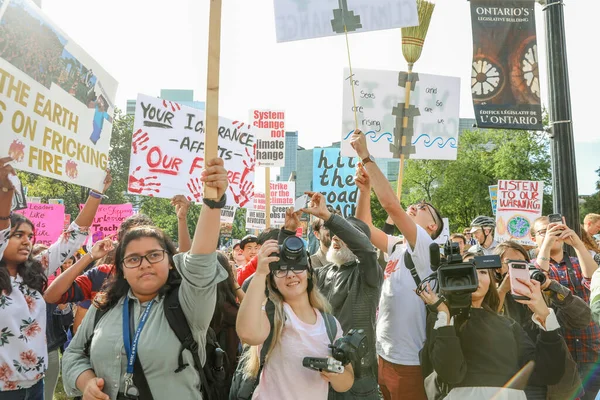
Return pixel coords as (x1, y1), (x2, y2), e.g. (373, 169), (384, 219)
(390, 242), (422, 287)
(562, 252), (581, 295)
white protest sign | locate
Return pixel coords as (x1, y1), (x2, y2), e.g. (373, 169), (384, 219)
(246, 209), (267, 231)
(341, 68), (461, 161)
(220, 206), (237, 225)
(273, 0), (418, 42)
(253, 182), (296, 227)
(434, 218), (450, 245)
(250, 110), (286, 168)
(294, 194), (309, 211)
(0, 0), (118, 191)
(128, 94), (256, 208)
(495, 180), (544, 247)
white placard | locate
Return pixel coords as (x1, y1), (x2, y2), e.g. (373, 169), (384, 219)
(128, 94), (256, 208)
(273, 0), (418, 42)
(495, 180), (544, 247)
(220, 206), (237, 224)
(250, 109), (286, 168)
(252, 181), (296, 227)
(341, 68), (461, 161)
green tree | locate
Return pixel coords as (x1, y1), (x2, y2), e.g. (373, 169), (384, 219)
(580, 167), (600, 219)
(401, 128), (552, 232)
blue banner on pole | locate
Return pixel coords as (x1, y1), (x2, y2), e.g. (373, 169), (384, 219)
(312, 148), (358, 218)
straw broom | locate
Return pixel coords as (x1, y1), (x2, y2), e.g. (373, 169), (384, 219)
(396, 0), (435, 201)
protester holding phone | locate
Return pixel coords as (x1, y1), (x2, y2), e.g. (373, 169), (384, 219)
(532, 215), (600, 399)
(417, 252), (567, 400)
(236, 208), (354, 400)
(494, 241), (589, 399)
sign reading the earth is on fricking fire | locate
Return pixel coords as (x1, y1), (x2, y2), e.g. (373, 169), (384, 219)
(495, 180), (543, 247)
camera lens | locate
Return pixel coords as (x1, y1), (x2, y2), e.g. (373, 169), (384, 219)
(282, 236), (304, 260)
(529, 269), (546, 285)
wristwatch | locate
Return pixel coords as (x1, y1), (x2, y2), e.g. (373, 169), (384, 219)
(361, 155), (375, 165)
(203, 194), (227, 209)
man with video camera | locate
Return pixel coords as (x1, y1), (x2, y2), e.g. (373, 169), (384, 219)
(350, 131), (443, 400)
(277, 191), (382, 399)
(533, 215), (600, 399)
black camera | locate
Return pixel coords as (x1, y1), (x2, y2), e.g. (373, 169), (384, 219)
(269, 236), (308, 271)
(435, 241), (501, 317)
(302, 329), (367, 374)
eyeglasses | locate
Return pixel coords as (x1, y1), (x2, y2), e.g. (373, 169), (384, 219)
(272, 267), (308, 278)
(122, 250), (168, 269)
(416, 201), (439, 226)
(535, 229), (547, 237)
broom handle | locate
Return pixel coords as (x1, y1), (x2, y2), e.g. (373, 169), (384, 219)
(396, 66), (413, 202)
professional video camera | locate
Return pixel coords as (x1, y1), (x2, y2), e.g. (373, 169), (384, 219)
(431, 241), (501, 318)
(269, 236), (309, 272)
(302, 329), (367, 374)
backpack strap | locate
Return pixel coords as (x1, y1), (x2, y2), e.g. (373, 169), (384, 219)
(320, 311), (337, 344)
(162, 286), (212, 399)
(83, 306), (109, 357)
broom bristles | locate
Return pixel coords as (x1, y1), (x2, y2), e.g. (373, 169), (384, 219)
(402, 0), (436, 66)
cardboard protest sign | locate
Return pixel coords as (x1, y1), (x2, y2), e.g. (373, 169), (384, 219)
(273, 0), (418, 42)
(470, 0), (542, 130)
(489, 185), (498, 215)
(341, 68), (461, 161)
(312, 148), (357, 218)
(80, 203), (134, 244)
(128, 94), (256, 208)
(250, 182), (296, 228)
(15, 203), (65, 246)
(0, 0), (118, 191)
(220, 206), (237, 225)
(250, 110), (286, 168)
(495, 180), (543, 246)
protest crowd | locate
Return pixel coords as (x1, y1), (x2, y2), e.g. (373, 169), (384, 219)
(1, 127), (600, 400)
(1, 0), (599, 399)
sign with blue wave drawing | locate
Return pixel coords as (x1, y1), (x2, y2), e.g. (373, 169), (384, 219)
(341, 68), (460, 160)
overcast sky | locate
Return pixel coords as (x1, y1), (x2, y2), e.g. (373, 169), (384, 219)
(42, 0), (599, 194)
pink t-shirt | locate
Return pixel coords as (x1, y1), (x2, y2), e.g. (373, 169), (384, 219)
(253, 303), (343, 400)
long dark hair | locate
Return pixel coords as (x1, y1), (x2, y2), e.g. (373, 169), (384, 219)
(0, 214), (46, 294)
(211, 252), (239, 329)
(95, 226), (179, 310)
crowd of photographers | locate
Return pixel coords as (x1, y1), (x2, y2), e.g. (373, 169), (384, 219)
(3, 132), (600, 400)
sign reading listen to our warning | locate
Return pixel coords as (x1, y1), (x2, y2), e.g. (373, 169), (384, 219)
(495, 180), (543, 247)
(250, 109), (286, 168)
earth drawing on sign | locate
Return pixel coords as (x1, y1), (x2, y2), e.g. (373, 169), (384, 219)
(507, 215), (530, 239)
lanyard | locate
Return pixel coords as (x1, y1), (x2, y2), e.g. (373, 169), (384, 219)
(123, 296), (154, 375)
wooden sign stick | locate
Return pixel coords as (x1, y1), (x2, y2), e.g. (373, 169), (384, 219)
(265, 168), (271, 228)
(396, 70), (412, 203)
(203, 0), (222, 199)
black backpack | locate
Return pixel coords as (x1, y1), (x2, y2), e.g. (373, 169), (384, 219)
(84, 285), (228, 400)
(229, 300), (337, 400)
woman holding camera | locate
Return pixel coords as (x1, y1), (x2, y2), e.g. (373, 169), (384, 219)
(418, 255), (567, 399)
(236, 208), (354, 400)
(62, 158), (229, 400)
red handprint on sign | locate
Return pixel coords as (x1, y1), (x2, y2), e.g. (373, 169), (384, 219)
(232, 120), (250, 130)
(229, 179), (254, 208)
(128, 166), (161, 196)
(8, 140), (25, 162)
(65, 160), (79, 179)
(132, 129), (149, 154)
(162, 100), (181, 112)
(241, 144), (256, 182)
(187, 177), (204, 203)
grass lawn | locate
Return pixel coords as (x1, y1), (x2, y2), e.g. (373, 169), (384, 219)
(53, 374), (69, 400)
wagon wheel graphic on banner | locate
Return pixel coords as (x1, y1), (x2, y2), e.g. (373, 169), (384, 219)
(471, 50), (505, 102)
(510, 36), (540, 104)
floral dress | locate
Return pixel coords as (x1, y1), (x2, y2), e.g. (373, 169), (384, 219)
(0, 223), (88, 391)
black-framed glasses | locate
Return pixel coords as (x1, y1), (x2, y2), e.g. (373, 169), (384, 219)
(416, 201), (438, 225)
(272, 267), (308, 278)
(122, 250), (168, 269)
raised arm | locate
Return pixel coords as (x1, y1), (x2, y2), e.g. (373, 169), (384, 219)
(74, 171), (111, 227)
(236, 240), (277, 345)
(350, 131), (419, 248)
(44, 238), (113, 304)
(355, 163), (392, 253)
(172, 195), (192, 253)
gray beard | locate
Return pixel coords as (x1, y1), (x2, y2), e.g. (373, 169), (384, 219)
(326, 245), (356, 266)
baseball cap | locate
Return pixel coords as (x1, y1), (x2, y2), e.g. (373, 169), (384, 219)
(240, 235), (258, 250)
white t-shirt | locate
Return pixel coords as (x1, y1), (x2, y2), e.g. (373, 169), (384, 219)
(376, 225), (433, 365)
(253, 303), (343, 400)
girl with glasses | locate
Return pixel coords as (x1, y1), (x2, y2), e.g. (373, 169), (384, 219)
(236, 231), (354, 399)
(62, 158), (229, 400)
